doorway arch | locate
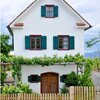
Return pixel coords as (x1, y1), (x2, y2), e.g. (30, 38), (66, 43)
(41, 72), (59, 93)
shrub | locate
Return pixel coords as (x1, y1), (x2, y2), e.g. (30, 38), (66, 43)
(64, 72), (79, 86)
(79, 75), (93, 86)
(60, 85), (69, 93)
(93, 57), (100, 71)
(1, 82), (32, 94)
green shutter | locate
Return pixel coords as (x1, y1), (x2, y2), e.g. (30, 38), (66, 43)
(54, 6), (58, 17)
(60, 76), (64, 82)
(37, 76), (41, 82)
(41, 36), (47, 49)
(28, 75), (32, 83)
(41, 6), (46, 17)
(53, 36), (58, 49)
(25, 36), (30, 49)
(60, 75), (67, 83)
(70, 36), (75, 50)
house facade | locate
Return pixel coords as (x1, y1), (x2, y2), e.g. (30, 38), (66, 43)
(8, 0), (91, 93)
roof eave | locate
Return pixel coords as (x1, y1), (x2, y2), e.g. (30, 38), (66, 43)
(7, 25), (13, 36)
(85, 25), (92, 31)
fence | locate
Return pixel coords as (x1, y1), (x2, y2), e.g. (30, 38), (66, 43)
(0, 93), (70, 100)
(0, 86), (97, 100)
(73, 86), (97, 100)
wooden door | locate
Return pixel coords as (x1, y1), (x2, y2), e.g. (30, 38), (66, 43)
(41, 73), (59, 93)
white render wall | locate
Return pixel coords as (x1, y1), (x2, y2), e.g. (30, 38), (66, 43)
(21, 65), (77, 93)
(12, 0), (85, 58)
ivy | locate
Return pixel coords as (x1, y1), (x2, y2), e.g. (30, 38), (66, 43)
(79, 58), (94, 86)
(1, 53), (85, 66)
(0, 53), (95, 83)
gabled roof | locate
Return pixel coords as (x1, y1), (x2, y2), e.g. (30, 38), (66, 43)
(7, 0), (92, 35)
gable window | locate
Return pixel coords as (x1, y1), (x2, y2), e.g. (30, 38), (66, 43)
(41, 5), (58, 18)
(58, 36), (69, 50)
(46, 5), (54, 18)
(30, 36), (41, 50)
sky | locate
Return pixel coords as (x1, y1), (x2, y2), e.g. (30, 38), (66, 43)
(0, 0), (100, 53)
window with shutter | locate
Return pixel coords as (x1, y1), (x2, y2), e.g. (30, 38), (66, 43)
(41, 5), (58, 18)
(53, 35), (75, 50)
(28, 75), (41, 83)
(25, 35), (47, 50)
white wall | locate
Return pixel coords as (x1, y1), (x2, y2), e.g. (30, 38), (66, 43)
(21, 64), (77, 93)
(12, 0), (84, 58)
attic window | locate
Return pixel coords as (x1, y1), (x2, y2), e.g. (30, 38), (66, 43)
(41, 5), (58, 18)
(46, 5), (54, 18)
(14, 23), (24, 26)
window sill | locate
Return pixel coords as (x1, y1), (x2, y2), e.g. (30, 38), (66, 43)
(58, 49), (69, 51)
(45, 16), (55, 18)
(30, 49), (42, 50)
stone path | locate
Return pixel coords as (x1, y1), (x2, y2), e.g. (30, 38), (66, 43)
(92, 71), (100, 100)
(92, 71), (100, 86)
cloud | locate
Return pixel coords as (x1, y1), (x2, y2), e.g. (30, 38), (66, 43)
(0, 0), (33, 24)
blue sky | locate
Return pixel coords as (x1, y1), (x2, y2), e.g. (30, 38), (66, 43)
(0, 0), (100, 53)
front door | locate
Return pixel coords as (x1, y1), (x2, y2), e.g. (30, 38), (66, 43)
(41, 72), (59, 93)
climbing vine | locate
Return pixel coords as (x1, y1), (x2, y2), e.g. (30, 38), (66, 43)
(0, 53), (94, 82)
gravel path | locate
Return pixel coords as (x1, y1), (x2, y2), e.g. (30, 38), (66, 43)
(92, 71), (100, 86)
(92, 71), (100, 100)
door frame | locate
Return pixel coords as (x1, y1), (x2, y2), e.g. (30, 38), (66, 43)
(41, 72), (59, 93)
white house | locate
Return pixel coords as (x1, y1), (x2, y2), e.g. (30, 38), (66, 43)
(7, 0), (91, 93)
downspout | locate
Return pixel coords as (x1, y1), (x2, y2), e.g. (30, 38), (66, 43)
(7, 25), (14, 50)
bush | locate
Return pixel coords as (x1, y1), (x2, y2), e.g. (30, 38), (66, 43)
(79, 58), (94, 86)
(79, 75), (93, 86)
(93, 57), (100, 71)
(1, 82), (32, 94)
(60, 85), (69, 93)
(64, 72), (79, 86)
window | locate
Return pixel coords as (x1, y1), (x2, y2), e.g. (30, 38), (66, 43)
(25, 36), (47, 50)
(53, 36), (75, 50)
(58, 36), (69, 50)
(41, 5), (58, 18)
(46, 5), (54, 18)
(28, 75), (40, 83)
(32, 75), (39, 82)
(30, 36), (41, 50)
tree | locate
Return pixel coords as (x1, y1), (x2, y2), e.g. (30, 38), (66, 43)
(86, 33), (100, 48)
(86, 33), (100, 71)
(0, 34), (12, 56)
